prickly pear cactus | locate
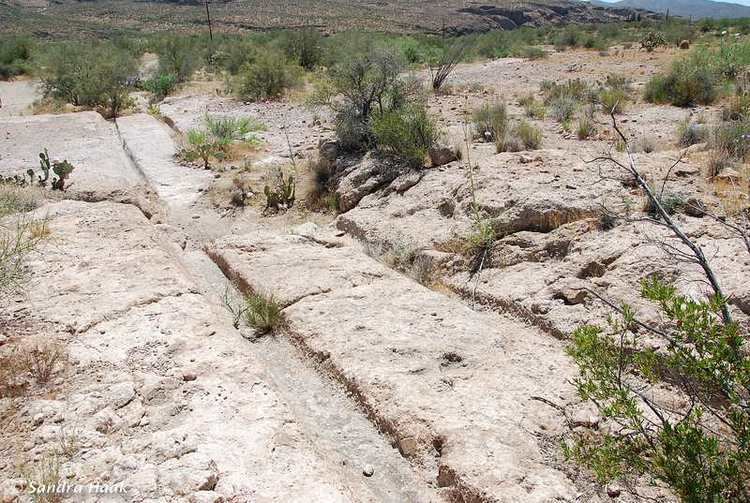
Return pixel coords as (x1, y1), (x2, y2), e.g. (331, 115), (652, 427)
(51, 160), (75, 191)
(26, 149), (75, 191)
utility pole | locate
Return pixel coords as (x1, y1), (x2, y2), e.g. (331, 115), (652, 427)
(205, 0), (213, 41)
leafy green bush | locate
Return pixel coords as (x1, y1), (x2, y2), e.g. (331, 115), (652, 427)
(566, 277), (750, 501)
(205, 114), (265, 144)
(37, 43), (136, 117)
(0, 36), (32, 80)
(211, 38), (257, 75)
(142, 73), (177, 101)
(644, 55), (718, 106)
(318, 46), (408, 151)
(184, 129), (225, 169)
(235, 50), (302, 101)
(155, 36), (198, 83)
(372, 103), (438, 168)
(512, 45), (546, 60)
(281, 28), (323, 71)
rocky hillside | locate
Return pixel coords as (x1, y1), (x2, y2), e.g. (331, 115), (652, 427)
(590, 0), (750, 19)
(1, 0), (650, 36)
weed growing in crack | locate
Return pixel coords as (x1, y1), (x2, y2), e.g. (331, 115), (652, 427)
(243, 293), (285, 335)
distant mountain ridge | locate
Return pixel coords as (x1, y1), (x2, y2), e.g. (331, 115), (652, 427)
(1, 0), (657, 37)
(589, 0), (750, 19)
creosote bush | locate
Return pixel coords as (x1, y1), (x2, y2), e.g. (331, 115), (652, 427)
(235, 50), (302, 102)
(0, 36), (33, 80)
(566, 278), (750, 502)
(281, 28), (323, 71)
(142, 73), (177, 102)
(644, 52), (718, 106)
(373, 103), (438, 168)
(37, 42), (136, 118)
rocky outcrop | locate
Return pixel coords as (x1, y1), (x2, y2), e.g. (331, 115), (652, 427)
(0, 112), (158, 216)
(453, 2), (651, 34)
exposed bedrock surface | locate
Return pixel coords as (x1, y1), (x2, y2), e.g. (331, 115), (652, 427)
(208, 231), (589, 502)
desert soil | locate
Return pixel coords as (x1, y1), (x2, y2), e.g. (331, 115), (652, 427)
(1, 45), (747, 502)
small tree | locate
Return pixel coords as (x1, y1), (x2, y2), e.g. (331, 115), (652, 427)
(316, 46), (408, 151)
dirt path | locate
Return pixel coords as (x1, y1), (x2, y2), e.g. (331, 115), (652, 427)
(0, 80), (39, 117)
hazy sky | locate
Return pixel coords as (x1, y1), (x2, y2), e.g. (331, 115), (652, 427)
(594, 0), (750, 4)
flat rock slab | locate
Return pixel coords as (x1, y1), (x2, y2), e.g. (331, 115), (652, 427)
(116, 113), (212, 209)
(209, 232), (581, 502)
(0, 112), (145, 199)
(2, 201), (383, 502)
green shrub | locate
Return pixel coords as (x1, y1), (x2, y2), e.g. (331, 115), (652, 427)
(472, 102), (508, 142)
(644, 55), (718, 107)
(712, 120), (750, 160)
(0, 218), (47, 299)
(0, 36), (32, 80)
(321, 46), (408, 152)
(264, 168), (296, 211)
(184, 129), (225, 169)
(372, 103), (438, 168)
(211, 38), (257, 75)
(142, 73), (177, 101)
(566, 277), (750, 501)
(541, 79), (595, 104)
(155, 36), (198, 83)
(235, 51), (302, 101)
(599, 88), (628, 114)
(243, 293), (285, 334)
(205, 114), (265, 144)
(282, 28), (323, 71)
(512, 45), (546, 60)
(37, 42), (136, 118)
